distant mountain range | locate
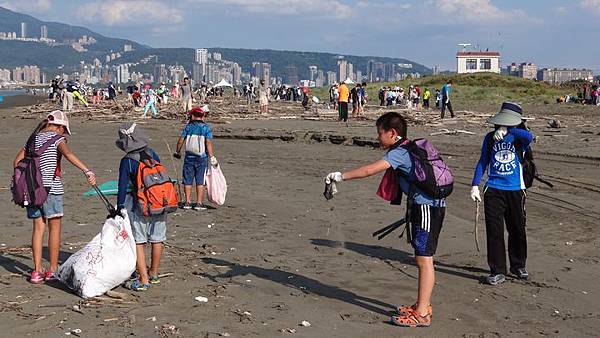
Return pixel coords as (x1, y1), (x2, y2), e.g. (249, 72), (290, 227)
(0, 7), (431, 79)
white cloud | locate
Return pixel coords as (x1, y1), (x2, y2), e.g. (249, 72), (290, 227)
(553, 6), (568, 14)
(184, 0), (353, 19)
(581, 0), (600, 14)
(0, 0), (51, 13)
(75, 1), (184, 26)
(432, 0), (528, 23)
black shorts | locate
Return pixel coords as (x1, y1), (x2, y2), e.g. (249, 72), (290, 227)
(410, 204), (445, 256)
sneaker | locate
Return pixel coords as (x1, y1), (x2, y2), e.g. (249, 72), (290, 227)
(192, 203), (207, 211)
(485, 274), (506, 285)
(510, 267), (529, 280)
(44, 270), (57, 282)
(30, 271), (45, 284)
(182, 202), (192, 210)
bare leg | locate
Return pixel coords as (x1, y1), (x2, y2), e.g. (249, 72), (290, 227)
(149, 242), (164, 277)
(31, 217), (46, 272)
(415, 256), (434, 316)
(184, 185), (192, 204)
(196, 185), (206, 205)
(47, 217), (62, 271)
(136, 244), (149, 284)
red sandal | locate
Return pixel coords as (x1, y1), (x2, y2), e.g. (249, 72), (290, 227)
(396, 303), (432, 318)
(391, 308), (432, 327)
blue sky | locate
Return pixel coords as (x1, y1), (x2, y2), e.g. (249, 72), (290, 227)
(2, 0), (600, 71)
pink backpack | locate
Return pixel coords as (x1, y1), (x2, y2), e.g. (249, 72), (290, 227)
(11, 134), (62, 207)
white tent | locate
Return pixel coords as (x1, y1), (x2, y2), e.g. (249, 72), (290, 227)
(214, 79), (233, 88)
(344, 77), (354, 84)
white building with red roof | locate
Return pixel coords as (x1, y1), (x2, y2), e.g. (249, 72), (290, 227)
(456, 51), (501, 74)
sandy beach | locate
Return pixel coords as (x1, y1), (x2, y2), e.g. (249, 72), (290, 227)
(1, 101), (599, 337)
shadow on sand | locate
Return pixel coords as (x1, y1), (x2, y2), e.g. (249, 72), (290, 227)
(310, 239), (487, 281)
(201, 257), (396, 316)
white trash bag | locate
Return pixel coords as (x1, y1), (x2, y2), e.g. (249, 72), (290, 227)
(206, 164), (227, 206)
(57, 209), (137, 298)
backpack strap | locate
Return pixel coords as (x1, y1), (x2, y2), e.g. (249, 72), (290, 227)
(33, 134), (64, 157)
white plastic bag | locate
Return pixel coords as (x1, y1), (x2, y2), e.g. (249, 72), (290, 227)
(57, 210), (137, 298)
(206, 164), (227, 206)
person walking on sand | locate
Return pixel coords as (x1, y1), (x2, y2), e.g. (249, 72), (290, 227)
(142, 87), (158, 118)
(423, 88), (431, 109)
(258, 80), (269, 114)
(470, 102), (533, 285)
(173, 107), (217, 210)
(350, 83), (361, 119)
(13, 110), (96, 284)
(338, 81), (350, 123)
(115, 122), (168, 291)
(440, 80), (454, 118)
(180, 77), (194, 113)
(324, 112), (447, 327)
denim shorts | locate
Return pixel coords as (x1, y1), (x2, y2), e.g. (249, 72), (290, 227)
(26, 194), (64, 219)
(129, 211), (167, 244)
(182, 155), (207, 186)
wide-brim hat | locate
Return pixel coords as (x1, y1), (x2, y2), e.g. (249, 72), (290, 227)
(115, 122), (149, 153)
(487, 102), (523, 127)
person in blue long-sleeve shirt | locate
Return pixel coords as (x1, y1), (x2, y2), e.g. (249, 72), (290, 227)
(440, 80), (454, 118)
(470, 102), (533, 285)
(115, 122), (167, 291)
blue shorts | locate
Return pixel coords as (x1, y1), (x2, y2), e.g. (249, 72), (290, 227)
(182, 155), (207, 186)
(410, 204), (445, 257)
(26, 194), (64, 219)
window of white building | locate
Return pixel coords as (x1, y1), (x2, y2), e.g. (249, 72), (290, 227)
(466, 59), (478, 70)
(479, 59), (491, 70)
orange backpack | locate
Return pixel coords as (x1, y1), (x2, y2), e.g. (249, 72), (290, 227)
(136, 157), (178, 216)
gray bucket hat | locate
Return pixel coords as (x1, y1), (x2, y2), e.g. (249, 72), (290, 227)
(115, 122), (149, 153)
(487, 102), (523, 127)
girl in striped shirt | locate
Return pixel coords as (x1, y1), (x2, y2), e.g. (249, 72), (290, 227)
(13, 111), (96, 284)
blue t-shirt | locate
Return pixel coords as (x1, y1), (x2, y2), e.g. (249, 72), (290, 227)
(471, 128), (534, 191)
(383, 147), (446, 207)
(441, 84), (451, 98)
(181, 121), (213, 158)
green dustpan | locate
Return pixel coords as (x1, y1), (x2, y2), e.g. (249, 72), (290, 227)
(83, 179), (179, 197)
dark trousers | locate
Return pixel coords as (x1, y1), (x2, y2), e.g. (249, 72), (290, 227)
(423, 98), (430, 108)
(484, 187), (527, 275)
(338, 102), (348, 122)
(440, 95), (454, 118)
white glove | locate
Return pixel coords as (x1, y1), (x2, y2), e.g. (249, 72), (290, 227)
(210, 156), (218, 166)
(470, 186), (481, 202)
(324, 172), (343, 196)
(325, 172), (344, 184)
(493, 126), (508, 142)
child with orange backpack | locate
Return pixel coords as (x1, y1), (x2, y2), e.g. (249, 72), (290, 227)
(116, 122), (177, 291)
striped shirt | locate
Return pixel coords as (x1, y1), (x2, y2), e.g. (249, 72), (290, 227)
(28, 131), (66, 195)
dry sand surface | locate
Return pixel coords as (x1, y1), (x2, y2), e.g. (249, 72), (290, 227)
(0, 100), (599, 337)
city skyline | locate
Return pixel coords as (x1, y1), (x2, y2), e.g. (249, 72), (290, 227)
(2, 0), (600, 71)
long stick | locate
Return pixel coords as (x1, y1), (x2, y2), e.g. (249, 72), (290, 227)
(475, 201), (481, 252)
(163, 138), (182, 199)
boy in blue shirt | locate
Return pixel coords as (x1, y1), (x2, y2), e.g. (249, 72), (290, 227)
(470, 102), (533, 285)
(174, 107), (217, 210)
(325, 112), (446, 328)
